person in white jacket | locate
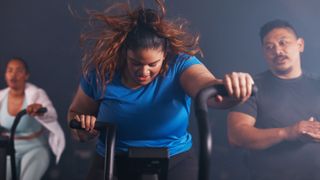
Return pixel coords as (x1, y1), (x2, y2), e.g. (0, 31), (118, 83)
(0, 57), (65, 180)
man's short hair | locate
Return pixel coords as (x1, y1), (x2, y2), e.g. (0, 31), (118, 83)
(259, 19), (298, 43)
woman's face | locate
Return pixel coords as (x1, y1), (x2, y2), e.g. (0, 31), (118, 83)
(5, 59), (29, 90)
(123, 48), (165, 88)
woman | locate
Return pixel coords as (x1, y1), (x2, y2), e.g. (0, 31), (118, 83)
(68, 0), (254, 179)
(0, 57), (65, 180)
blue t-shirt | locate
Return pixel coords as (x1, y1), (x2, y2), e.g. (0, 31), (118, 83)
(80, 54), (201, 157)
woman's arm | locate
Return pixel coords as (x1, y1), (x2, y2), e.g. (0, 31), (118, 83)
(29, 88), (57, 121)
(68, 86), (100, 142)
(179, 64), (254, 109)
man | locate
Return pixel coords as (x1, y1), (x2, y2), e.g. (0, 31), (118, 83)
(227, 19), (320, 180)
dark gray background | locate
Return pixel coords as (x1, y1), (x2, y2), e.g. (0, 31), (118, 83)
(1, 0), (320, 179)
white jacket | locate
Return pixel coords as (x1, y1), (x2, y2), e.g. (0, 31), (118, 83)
(0, 83), (65, 164)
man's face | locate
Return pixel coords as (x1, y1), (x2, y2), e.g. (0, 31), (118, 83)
(262, 28), (304, 78)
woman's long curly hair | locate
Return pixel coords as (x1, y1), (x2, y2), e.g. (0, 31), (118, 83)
(80, 0), (201, 91)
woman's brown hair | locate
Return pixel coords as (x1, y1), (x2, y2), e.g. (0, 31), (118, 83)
(80, 0), (201, 91)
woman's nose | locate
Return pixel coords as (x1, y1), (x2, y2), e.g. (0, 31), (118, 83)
(138, 66), (149, 76)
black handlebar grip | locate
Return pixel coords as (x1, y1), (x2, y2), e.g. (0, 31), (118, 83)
(212, 84), (258, 97)
(69, 119), (82, 129)
(69, 119), (109, 131)
(36, 107), (48, 114)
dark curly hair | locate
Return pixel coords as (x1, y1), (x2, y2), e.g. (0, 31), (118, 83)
(6, 57), (30, 74)
(80, 0), (202, 90)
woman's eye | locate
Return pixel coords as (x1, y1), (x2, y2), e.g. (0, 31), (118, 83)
(131, 62), (140, 66)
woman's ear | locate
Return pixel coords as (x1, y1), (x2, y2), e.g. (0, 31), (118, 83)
(25, 73), (30, 81)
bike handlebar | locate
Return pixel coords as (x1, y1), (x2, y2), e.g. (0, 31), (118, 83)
(10, 107), (47, 137)
(68, 84), (257, 180)
(69, 120), (112, 131)
(69, 119), (116, 180)
(194, 84), (257, 180)
(8, 107), (47, 180)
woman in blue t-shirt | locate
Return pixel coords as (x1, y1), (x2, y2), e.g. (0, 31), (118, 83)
(68, 1), (254, 180)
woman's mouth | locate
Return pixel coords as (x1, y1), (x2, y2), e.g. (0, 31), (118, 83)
(137, 76), (148, 82)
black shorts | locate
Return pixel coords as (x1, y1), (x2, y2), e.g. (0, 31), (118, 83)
(86, 147), (198, 180)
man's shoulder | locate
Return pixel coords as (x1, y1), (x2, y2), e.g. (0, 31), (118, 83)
(303, 72), (320, 81)
(252, 71), (271, 83)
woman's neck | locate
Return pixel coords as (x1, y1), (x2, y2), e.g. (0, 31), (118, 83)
(121, 69), (141, 89)
(9, 88), (25, 97)
(7, 88), (25, 116)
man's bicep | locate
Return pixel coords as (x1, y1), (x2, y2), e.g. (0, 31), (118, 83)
(227, 111), (256, 146)
(228, 111), (256, 128)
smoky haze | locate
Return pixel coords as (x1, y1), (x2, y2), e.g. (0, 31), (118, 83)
(1, 0), (320, 179)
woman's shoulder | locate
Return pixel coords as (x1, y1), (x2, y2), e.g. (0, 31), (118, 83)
(169, 53), (200, 66)
(174, 53), (197, 61)
(25, 83), (48, 97)
(0, 87), (9, 93)
(0, 87), (9, 101)
(25, 82), (41, 91)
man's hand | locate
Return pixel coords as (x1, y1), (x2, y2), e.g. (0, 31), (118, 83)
(284, 117), (320, 142)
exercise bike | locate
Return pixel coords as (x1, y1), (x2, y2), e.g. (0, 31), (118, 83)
(70, 119), (168, 180)
(70, 84), (256, 180)
(0, 107), (47, 180)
